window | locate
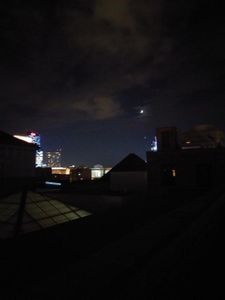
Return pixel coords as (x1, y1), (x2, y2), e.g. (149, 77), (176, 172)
(161, 165), (176, 186)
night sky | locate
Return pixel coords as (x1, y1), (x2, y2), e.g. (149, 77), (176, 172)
(1, 0), (225, 166)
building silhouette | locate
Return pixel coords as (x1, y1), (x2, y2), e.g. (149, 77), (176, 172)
(102, 153), (147, 192)
(14, 131), (43, 167)
(147, 126), (225, 194)
(0, 130), (36, 193)
(181, 124), (225, 149)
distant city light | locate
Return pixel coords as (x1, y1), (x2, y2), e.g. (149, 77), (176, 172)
(140, 109), (144, 114)
(45, 181), (62, 186)
(29, 132), (36, 137)
(36, 150), (43, 167)
(14, 135), (33, 144)
(52, 167), (65, 170)
(45, 150), (62, 167)
(150, 136), (158, 152)
(91, 165), (111, 180)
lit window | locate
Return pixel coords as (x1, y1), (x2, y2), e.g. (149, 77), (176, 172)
(172, 169), (176, 177)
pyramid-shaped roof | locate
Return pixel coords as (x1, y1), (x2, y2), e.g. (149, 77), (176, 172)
(0, 191), (91, 239)
(109, 153), (147, 173)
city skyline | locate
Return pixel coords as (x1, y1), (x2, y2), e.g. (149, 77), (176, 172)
(1, 1), (225, 165)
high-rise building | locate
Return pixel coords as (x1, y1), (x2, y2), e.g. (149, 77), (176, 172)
(45, 150), (62, 167)
(14, 131), (43, 167)
(28, 132), (41, 147)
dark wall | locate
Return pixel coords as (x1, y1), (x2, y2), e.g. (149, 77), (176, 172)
(147, 148), (225, 195)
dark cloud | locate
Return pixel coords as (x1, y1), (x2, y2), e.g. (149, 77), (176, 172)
(0, 0), (225, 164)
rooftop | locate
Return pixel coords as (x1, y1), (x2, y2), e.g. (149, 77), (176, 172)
(0, 130), (36, 148)
(0, 191), (91, 239)
(108, 153), (147, 173)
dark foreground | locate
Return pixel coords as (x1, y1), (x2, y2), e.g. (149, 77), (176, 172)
(1, 188), (225, 299)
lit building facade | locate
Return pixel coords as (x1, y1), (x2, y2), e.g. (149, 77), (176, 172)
(51, 166), (92, 181)
(91, 165), (111, 180)
(45, 150), (62, 168)
(14, 132), (43, 167)
(51, 167), (70, 175)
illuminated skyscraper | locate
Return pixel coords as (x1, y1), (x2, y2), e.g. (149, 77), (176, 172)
(45, 150), (62, 168)
(28, 132), (40, 147)
(14, 132), (43, 167)
(150, 136), (158, 152)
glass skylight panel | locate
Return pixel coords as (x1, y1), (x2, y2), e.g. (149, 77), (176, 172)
(37, 202), (53, 209)
(68, 205), (79, 211)
(38, 218), (56, 228)
(56, 206), (71, 214)
(64, 212), (80, 221)
(45, 210), (60, 218)
(52, 215), (68, 224)
(76, 210), (91, 217)
(49, 200), (66, 208)
(36, 202), (55, 210)
(0, 191), (92, 239)
(26, 204), (48, 219)
(27, 192), (46, 203)
(24, 196), (35, 203)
